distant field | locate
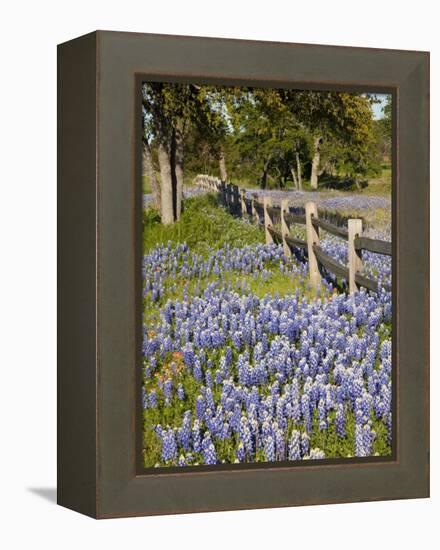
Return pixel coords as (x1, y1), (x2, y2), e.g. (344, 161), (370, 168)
(144, 163), (391, 198)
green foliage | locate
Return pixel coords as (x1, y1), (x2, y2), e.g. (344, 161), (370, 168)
(373, 98), (392, 161)
(142, 82), (227, 145)
(292, 91), (380, 182)
(380, 97), (392, 139)
(143, 193), (264, 255)
(142, 82), (392, 201)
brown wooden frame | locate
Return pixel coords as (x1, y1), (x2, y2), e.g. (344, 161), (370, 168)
(57, 30), (429, 518)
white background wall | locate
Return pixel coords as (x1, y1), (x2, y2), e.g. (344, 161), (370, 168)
(0, 1), (437, 547)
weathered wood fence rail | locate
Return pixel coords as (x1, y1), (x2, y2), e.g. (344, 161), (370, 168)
(194, 175), (391, 294)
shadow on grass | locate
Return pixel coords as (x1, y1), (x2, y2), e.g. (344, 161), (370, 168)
(319, 175), (368, 191)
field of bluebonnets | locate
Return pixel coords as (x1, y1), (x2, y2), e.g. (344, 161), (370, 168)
(141, 189), (392, 468)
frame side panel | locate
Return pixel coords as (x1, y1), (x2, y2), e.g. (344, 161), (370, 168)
(57, 32), (98, 518)
(396, 55), (430, 494)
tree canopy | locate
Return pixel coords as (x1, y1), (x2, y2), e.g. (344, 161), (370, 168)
(142, 83), (391, 223)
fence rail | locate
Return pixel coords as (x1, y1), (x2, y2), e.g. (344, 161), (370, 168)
(266, 205), (281, 219)
(354, 271), (379, 293)
(194, 174), (391, 294)
(285, 235), (308, 250)
(354, 236), (392, 256)
(267, 226), (308, 250)
(284, 212), (307, 226)
(313, 245), (349, 280)
(312, 217), (349, 240)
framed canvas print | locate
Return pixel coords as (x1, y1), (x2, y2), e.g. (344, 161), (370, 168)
(57, 31), (429, 518)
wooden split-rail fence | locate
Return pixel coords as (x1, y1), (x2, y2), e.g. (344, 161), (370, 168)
(194, 175), (392, 294)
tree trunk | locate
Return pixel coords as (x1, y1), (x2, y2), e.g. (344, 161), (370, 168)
(157, 143), (174, 225)
(274, 165), (283, 188)
(142, 140), (161, 209)
(218, 151), (228, 182)
(219, 150), (228, 182)
(260, 158), (271, 189)
(174, 126), (184, 220)
(296, 151), (303, 190)
(310, 136), (322, 190)
(290, 167), (298, 190)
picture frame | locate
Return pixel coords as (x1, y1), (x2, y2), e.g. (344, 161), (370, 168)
(57, 30), (429, 518)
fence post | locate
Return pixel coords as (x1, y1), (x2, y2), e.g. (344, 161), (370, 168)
(348, 218), (363, 294)
(232, 184), (240, 216)
(226, 184), (233, 213)
(240, 190), (247, 218)
(305, 202), (321, 290)
(263, 196), (274, 245)
(251, 195), (258, 225)
(220, 181), (226, 206)
(281, 199), (291, 258)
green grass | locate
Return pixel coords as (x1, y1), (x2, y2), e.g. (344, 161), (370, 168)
(142, 263), (323, 328)
(143, 193), (264, 255)
(359, 164), (392, 197)
(361, 178), (391, 197)
(209, 163), (392, 196)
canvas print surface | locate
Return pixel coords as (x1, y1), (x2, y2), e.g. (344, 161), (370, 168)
(140, 83), (392, 468)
